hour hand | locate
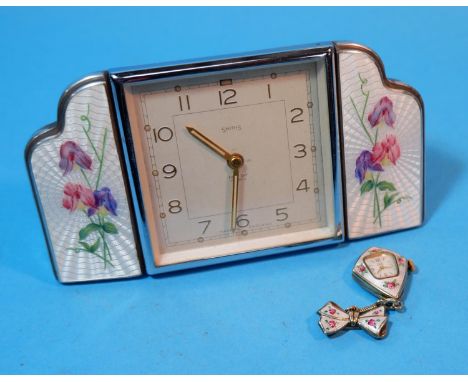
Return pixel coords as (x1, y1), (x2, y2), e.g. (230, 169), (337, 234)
(185, 125), (244, 231)
(185, 126), (231, 161)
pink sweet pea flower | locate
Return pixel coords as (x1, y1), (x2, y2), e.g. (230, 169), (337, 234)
(59, 141), (92, 176)
(62, 183), (96, 212)
(371, 135), (401, 166)
(368, 96), (396, 128)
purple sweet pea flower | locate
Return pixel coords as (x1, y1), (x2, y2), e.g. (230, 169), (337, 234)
(355, 150), (383, 183)
(93, 187), (118, 216)
(368, 96), (396, 128)
(59, 141), (92, 176)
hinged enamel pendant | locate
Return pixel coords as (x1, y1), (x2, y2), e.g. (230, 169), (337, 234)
(318, 247), (415, 339)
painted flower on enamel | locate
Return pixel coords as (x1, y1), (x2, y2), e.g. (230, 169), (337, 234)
(383, 279), (399, 289)
(355, 150), (383, 183)
(368, 96), (396, 128)
(367, 319), (376, 328)
(59, 141), (92, 175)
(351, 74), (409, 228)
(62, 183), (96, 212)
(88, 187), (118, 217)
(328, 308), (336, 315)
(328, 320), (336, 328)
(58, 106), (118, 268)
(356, 264), (367, 273)
(371, 135), (401, 166)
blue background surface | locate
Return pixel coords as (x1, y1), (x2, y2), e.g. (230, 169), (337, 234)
(1, 6), (467, 374)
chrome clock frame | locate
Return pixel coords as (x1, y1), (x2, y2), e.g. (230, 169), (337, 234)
(110, 43), (345, 275)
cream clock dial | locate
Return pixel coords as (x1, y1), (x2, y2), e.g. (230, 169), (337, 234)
(363, 250), (399, 279)
(125, 60), (336, 266)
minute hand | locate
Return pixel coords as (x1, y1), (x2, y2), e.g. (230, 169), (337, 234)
(185, 126), (232, 161)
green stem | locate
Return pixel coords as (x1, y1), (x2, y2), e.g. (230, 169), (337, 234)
(372, 174), (382, 227)
(374, 125), (379, 146)
(80, 168), (93, 189)
(95, 128), (108, 190)
(80, 212), (114, 268)
(98, 215), (114, 268)
(67, 247), (113, 267)
(351, 97), (374, 145)
(80, 106), (101, 167)
(81, 123), (101, 165)
(361, 92), (369, 121)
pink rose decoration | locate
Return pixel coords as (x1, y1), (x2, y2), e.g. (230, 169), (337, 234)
(59, 141), (92, 175)
(371, 135), (401, 166)
(367, 319), (376, 327)
(328, 308), (336, 315)
(62, 183), (96, 212)
(357, 264), (366, 273)
(368, 96), (396, 128)
(328, 320), (336, 328)
(387, 282), (396, 289)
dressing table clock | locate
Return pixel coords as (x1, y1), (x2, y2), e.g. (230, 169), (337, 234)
(25, 42), (424, 283)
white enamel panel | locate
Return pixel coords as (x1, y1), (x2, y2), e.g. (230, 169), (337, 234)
(29, 81), (141, 283)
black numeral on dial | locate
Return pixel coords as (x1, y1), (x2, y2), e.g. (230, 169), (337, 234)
(219, 89), (237, 105)
(179, 95), (190, 111)
(275, 208), (289, 222)
(153, 127), (174, 143)
(162, 164), (177, 179)
(296, 179), (310, 192)
(293, 144), (307, 158)
(198, 220), (211, 234)
(168, 200), (182, 214)
(290, 107), (304, 123)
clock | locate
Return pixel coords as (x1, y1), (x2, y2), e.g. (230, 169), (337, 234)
(25, 42), (425, 283)
(363, 250), (399, 279)
(353, 247), (415, 299)
(123, 59), (336, 267)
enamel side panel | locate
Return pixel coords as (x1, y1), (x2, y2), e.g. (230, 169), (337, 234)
(337, 45), (424, 239)
(27, 76), (142, 283)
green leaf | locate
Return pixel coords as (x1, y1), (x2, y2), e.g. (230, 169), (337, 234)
(360, 180), (374, 194)
(376, 181), (396, 192)
(102, 222), (118, 234)
(89, 238), (101, 253)
(79, 223), (100, 240)
(383, 193), (400, 209)
(383, 193), (391, 209)
(79, 241), (91, 251)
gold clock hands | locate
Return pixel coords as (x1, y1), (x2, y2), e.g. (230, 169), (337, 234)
(185, 126), (231, 161)
(231, 166), (240, 231)
(229, 154), (244, 231)
(185, 125), (244, 231)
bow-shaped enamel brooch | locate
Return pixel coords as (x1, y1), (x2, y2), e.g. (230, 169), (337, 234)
(317, 247), (415, 339)
(318, 301), (388, 338)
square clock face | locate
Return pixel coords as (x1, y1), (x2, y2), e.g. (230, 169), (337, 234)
(123, 58), (337, 266)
